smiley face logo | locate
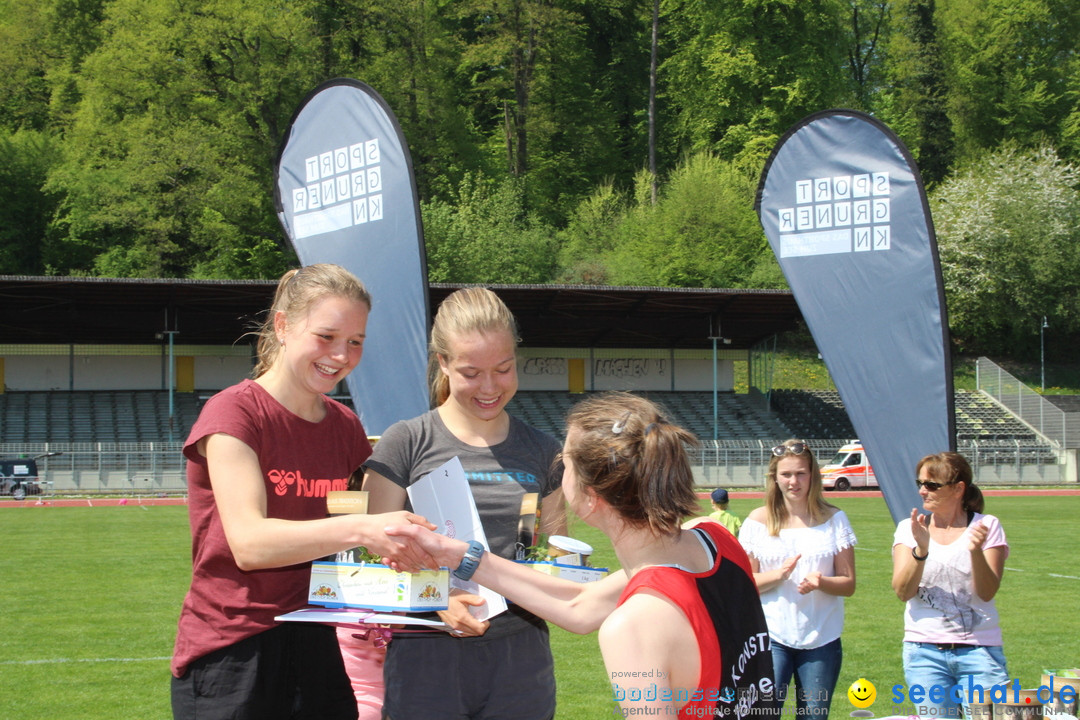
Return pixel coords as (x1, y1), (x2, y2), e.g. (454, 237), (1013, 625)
(848, 678), (876, 709)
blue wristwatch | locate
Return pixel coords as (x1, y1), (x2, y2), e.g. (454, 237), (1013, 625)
(453, 540), (486, 581)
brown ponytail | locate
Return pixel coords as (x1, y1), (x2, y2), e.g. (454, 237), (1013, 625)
(428, 287), (520, 407)
(252, 264), (371, 378)
(916, 452), (983, 513)
(564, 392), (699, 534)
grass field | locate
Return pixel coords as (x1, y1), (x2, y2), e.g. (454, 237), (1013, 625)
(732, 345), (1080, 395)
(1, 495), (1077, 719)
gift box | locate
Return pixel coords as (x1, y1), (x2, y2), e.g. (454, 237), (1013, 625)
(521, 560), (609, 584)
(307, 561), (450, 611)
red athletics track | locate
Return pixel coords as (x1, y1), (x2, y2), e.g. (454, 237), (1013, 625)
(0, 496), (189, 508)
(699, 488), (1080, 500)
(1, 488), (1077, 509)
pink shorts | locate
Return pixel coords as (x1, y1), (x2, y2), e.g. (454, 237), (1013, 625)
(336, 626), (387, 720)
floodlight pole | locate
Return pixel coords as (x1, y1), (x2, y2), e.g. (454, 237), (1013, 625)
(708, 333), (730, 442)
(1040, 316), (1049, 392)
(163, 330), (179, 442)
(710, 336), (719, 442)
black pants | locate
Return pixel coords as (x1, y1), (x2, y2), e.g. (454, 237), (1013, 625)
(171, 623), (358, 720)
(382, 623), (556, 720)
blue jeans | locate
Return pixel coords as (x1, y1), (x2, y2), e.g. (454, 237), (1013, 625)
(902, 642), (1009, 718)
(772, 638), (843, 720)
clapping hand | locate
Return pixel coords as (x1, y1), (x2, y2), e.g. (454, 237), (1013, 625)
(779, 554), (801, 581)
(968, 519), (988, 554)
(909, 507), (930, 557)
(797, 571), (822, 594)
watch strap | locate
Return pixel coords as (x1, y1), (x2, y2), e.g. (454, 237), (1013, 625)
(453, 540), (486, 581)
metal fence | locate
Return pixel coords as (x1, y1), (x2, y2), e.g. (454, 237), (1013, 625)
(976, 356), (1071, 447)
(0, 441), (187, 495)
(688, 437), (1062, 488)
(0, 433), (1066, 496)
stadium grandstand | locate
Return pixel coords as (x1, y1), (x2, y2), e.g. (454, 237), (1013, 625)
(0, 276), (1072, 494)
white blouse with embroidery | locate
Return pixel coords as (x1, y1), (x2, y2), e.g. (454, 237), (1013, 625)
(738, 510), (857, 650)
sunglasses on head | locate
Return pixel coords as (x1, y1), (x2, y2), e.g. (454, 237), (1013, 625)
(916, 478), (958, 491)
(772, 442), (809, 457)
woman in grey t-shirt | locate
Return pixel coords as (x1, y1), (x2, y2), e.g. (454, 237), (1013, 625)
(362, 287), (566, 720)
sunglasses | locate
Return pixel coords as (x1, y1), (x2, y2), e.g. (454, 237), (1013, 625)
(772, 442), (809, 457)
(916, 479), (958, 491)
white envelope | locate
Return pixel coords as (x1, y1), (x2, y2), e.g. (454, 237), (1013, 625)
(407, 456), (508, 621)
(276, 606), (451, 632)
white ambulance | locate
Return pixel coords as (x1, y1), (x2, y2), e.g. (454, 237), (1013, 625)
(820, 441), (877, 491)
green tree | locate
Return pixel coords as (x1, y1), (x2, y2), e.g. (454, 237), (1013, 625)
(0, 0), (108, 133)
(610, 153), (766, 287)
(578, 0), (655, 193)
(423, 173), (559, 283)
(452, 0), (580, 179)
(932, 144), (1080, 354)
(45, 0), (323, 278)
(311, 0), (487, 203)
(0, 128), (62, 273)
(0, 0), (51, 132)
(661, 0), (852, 163)
(845, 0), (891, 110)
(450, 0), (647, 222)
(556, 153), (767, 288)
(1063, 56), (1080, 160)
(940, 0), (1080, 164)
(878, 0), (953, 184)
(557, 181), (627, 284)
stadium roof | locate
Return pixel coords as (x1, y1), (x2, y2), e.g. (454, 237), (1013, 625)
(455, 284), (801, 349)
(0, 276), (802, 350)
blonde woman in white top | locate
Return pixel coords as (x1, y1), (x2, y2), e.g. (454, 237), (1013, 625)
(739, 439), (857, 719)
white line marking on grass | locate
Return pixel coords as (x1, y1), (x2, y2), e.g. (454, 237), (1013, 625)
(1003, 568), (1079, 580)
(0, 656), (170, 666)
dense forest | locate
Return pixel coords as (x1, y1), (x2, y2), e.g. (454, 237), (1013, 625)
(1, 0), (1079, 356)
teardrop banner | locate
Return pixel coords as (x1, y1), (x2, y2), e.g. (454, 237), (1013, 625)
(755, 109), (953, 523)
(274, 78), (429, 435)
